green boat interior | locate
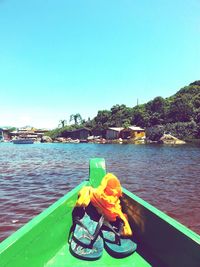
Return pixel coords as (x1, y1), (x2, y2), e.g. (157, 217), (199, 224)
(0, 158), (199, 267)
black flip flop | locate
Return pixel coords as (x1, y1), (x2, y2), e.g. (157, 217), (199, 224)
(69, 206), (104, 260)
(101, 218), (137, 258)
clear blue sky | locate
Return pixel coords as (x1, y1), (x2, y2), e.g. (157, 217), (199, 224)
(0, 0), (199, 129)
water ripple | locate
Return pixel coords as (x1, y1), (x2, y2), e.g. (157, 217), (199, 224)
(0, 143), (200, 241)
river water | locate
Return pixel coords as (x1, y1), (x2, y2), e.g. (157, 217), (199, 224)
(0, 142), (200, 242)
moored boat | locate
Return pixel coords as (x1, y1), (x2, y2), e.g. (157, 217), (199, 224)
(12, 138), (34, 144)
(0, 158), (199, 267)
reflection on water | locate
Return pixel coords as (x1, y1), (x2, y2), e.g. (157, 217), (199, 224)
(0, 143), (200, 241)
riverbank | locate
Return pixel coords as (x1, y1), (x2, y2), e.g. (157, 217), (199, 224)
(38, 134), (187, 145)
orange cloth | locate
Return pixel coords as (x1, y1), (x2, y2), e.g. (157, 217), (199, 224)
(76, 173), (132, 236)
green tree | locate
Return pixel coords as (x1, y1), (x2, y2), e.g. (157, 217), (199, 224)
(122, 119), (131, 128)
(146, 97), (166, 113)
(168, 96), (193, 122)
(145, 97), (166, 125)
(131, 105), (150, 127)
(59, 119), (67, 128)
(110, 104), (130, 127)
(146, 126), (164, 141)
(194, 94), (200, 109)
(69, 113), (83, 125)
(94, 110), (111, 129)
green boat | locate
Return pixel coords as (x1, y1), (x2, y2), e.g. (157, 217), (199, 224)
(0, 158), (200, 267)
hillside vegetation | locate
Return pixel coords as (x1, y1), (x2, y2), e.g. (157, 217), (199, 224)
(48, 81), (200, 140)
(84, 81), (200, 140)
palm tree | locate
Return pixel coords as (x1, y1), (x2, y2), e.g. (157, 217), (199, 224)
(59, 120), (67, 128)
(69, 113), (83, 125)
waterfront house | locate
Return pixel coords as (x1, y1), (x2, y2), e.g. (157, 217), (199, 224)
(120, 126), (145, 140)
(62, 127), (91, 140)
(91, 129), (106, 138)
(34, 129), (50, 137)
(106, 127), (124, 140)
(10, 127), (50, 141)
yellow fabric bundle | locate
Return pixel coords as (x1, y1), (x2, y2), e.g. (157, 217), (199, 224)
(76, 173), (132, 236)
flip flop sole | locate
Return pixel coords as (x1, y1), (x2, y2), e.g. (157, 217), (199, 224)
(102, 230), (137, 258)
(70, 210), (104, 260)
(70, 235), (103, 260)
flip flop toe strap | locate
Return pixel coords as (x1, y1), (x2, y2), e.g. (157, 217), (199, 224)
(103, 220), (125, 245)
(69, 215), (104, 248)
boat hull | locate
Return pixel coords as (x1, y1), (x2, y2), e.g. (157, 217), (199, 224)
(12, 139), (34, 144)
(0, 158), (199, 267)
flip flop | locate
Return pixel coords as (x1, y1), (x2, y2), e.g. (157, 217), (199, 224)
(101, 218), (137, 258)
(69, 205), (104, 260)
